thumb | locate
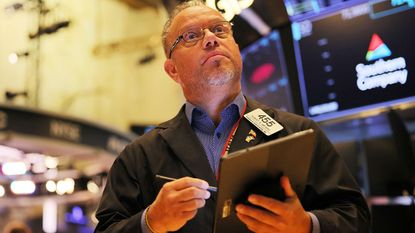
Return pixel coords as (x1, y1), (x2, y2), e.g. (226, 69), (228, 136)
(280, 176), (296, 199)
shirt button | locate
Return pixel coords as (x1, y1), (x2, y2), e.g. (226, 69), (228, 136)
(216, 133), (221, 139)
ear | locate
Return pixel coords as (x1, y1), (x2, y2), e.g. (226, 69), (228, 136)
(164, 59), (181, 84)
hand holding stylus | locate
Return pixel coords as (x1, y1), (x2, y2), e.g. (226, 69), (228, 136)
(146, 176), (211, 233)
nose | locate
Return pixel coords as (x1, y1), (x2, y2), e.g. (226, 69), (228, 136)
(202, 29), (219, 49)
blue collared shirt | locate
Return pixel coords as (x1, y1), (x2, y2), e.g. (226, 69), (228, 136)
(184, 92), (246, 173)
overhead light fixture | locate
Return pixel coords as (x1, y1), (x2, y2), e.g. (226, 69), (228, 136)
(46, 180), (57, 193)
(56, 178), (75, 195)
(2, 161), (28, 176)
(206, 0), (255, 21)
(239, 8), (271, 36)
(0, 145), (23, 159)
(87, 180), (100, 193)
(7, 51), (29, 64)
(10, 180), (36, 195)
(45, 156), (59, 169)
(0, 185), (5, 197)
(8, 53), (18, 64)
(0, 148), (108, 199)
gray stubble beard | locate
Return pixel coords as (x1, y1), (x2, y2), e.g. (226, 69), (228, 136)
(203, 60), (239, 86)
(205, 69), (235, 86)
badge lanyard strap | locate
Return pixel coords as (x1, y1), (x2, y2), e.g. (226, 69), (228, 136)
(220, 101), (248, 158)
(216, 102), (247, 180)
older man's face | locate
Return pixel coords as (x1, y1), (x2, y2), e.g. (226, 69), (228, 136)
(164, 6), (243, 92)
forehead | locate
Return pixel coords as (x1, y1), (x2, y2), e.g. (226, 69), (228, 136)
(169, 6), (225, 36)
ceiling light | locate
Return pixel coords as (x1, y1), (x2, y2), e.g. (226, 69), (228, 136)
(87, 180), (100, 193)
(7, 51), (29, 64)
(0, 185), (5, 197)
(10, 180), (36, 195)
(45, 156), (58, 169)
(8, 53), (18, 64)
(206, 0), (254, 21)
(2, 161), (27, 176)
(0, 145), (23, 160)
(46, 180), (57, 193)
(56, 178), (74, 195)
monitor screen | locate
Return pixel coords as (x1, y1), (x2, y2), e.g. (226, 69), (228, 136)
(291, 0), (415, 121)
(284, 0), (367, 21)
(241, 30), (295, 112)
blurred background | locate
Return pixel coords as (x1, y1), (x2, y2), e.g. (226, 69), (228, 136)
(0, 0), (414, 232)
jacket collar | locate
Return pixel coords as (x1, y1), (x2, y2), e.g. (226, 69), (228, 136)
(156, 97), (285, 187)
(158, 105), (217, 187)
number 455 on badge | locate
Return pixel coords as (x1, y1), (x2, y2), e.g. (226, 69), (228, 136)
(244, 109), (283, 136)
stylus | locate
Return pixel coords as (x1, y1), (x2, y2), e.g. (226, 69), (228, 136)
(155, 174), (217, 192)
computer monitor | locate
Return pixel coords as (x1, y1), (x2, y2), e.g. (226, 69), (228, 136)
(241, 30), (295, 112)
(284, 0), (360, 21)
(290, 0), (415, 121)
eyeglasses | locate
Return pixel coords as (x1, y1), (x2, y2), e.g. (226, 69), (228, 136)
(168, 21), (233, 59)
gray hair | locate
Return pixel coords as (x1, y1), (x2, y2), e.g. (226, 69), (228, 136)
(161, 0), (209, 57)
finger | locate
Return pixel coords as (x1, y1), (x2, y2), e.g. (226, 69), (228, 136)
(176, 198), (206, 212)
(173, 186), (210, 201)
(236, 212), (276, 233)
(180, 209), (198, 220)
(247, 194), (286, 215)
(235, 204), (281, 226)
(167, 177), (209, 191)
(280, 176), (296, 199)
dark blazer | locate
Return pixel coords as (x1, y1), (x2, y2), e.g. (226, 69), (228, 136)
(94, 97), (370, 233)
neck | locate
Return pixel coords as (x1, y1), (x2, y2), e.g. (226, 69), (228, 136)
(185, 85), (241, 125)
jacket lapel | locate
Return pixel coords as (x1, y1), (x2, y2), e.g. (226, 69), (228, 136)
(159, 107), (217, 187)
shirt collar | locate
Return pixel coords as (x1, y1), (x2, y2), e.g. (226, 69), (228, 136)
(185, 92), (246, 124)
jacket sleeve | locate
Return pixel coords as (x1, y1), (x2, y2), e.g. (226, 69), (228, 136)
(303, 120), (371, 233)
(94, 144), (149, 233)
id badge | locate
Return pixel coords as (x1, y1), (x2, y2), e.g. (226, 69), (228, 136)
(244, 108), (283, 136)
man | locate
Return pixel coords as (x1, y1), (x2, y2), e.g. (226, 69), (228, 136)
(94, 1), (370, 233)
